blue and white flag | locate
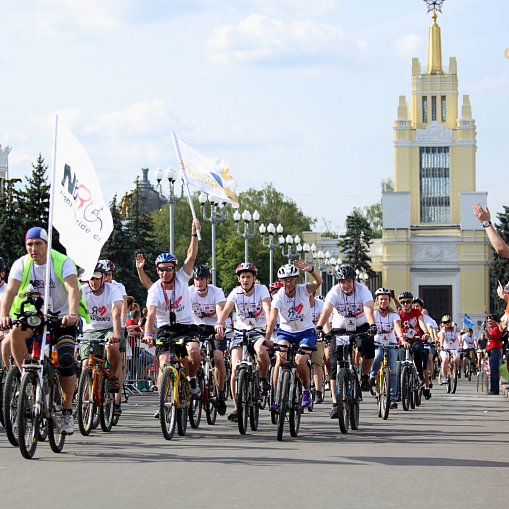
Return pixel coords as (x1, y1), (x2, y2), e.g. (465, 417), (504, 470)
(464, 314), (474, 329)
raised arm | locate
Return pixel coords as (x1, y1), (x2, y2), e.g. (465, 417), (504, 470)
(183, 220), (201, 276)
(136, 254), (153, 290)
(473, 204), (509, 258)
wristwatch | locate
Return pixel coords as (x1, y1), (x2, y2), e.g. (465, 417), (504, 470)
(482, 221), (492, 228)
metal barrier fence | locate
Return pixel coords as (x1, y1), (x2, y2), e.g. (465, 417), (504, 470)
(123, 335), (159, 396)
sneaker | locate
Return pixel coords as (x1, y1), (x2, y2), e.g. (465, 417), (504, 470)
(423, 388), (431, 400)
(114, 403), (122, 416)
(260, 379), (271, 394)
(227, 409), (239, 421)
(314, 391), (323, 404)
(440, 377), (447, 385)
(429, 381), (433, 389)
(369, 377), (376, 387)
(329, 404), (338, 419)
(154, 411), (160, 419)
(189, 377), (201, 397)
(301, 390), (311, 408)
(360, 375), (370, 392)
(269, 401), (278, 412)
(217, 399), (227, 416)
(324, 382), (330, 391)
(61, 413), (74, 435)
(390, 401), (398, 409)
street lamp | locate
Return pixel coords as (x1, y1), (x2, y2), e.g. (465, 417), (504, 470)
(280, 234), (302, 264)
(155, 166), (184, 255)
(234, 209), (260, 263)
(199, 192), (226, 286)
(260, 222), (282, 285)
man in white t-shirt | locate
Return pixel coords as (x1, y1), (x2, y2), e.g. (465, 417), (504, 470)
(460, 328), (477, 376)
(80, 261), (123, 408)
(188, 264), (227, 415)
(144, 220), (202, 404)
(215, 262), (271, 422)
(265, 260), (322, 408)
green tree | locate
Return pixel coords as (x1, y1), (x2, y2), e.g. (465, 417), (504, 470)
(489, 206), (509, 316)
(0, 179), (26, 266)
(339, 209), (374, 276)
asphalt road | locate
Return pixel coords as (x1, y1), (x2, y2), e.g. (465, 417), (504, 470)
(1, 376), (508, 509)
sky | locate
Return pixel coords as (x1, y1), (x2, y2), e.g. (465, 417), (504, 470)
(1, 0), (508, 233)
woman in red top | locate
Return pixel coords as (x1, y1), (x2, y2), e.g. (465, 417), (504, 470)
(482, 314), (503, 395)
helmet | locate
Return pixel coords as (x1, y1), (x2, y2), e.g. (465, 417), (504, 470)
(441, 315), (452, 323)
(236, 262), (257, 276)
(192, 264), (211, 279)
(375, 287), (391, 297)
(94, 260), (109, 274)
(398, 291), (413, 300)
(277, 264), (299, 279)
(412, 297), (425, 307)
(335, 264), (356, 281)
(269, 282), (284, 293)
(155, 253), (178, 266)
(99, 259), (116, 272)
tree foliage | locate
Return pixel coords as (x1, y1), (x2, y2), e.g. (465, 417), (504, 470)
(339, 209), (374, 276)
(489, 206), (509, 316)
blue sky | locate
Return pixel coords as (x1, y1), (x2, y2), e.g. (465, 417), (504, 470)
(1, 0), (508, 232)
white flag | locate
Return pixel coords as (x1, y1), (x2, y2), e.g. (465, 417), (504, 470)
(172, 132), (239, 208)
(53, 123), (113, 279)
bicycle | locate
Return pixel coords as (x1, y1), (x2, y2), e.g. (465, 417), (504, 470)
(464, 350), (477, 381)
(158, 335), (198, 440)
(443, 348), (458, 394)
(373, 344), (399, 420)
(400, 347), (422, 411)
(76, 338), (116, 435)
(199, 333), (219, 426)
(476, 353), (489, 393)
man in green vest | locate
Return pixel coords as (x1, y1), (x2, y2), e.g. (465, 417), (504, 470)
(0, 227), (87, 435)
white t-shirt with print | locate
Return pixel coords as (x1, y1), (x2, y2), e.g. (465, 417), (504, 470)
(461, 333), (477, 349)
(82, 283), (123, 332)
(110, 280), (127, 326)
(146, 268), (194, 326)
(442, 329), (460, 350)
(271, 284), (314, 333)
(325, 282), (373, 330)
(310, 298), (325, 328)
(9, 256), (76, 317)
(227, 284), (270, 330)
(373, 310), (400, 345)
(188, 285), (226, 327)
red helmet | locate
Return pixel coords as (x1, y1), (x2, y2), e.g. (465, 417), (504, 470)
(236, 262), (257, 276)
(269, 281), (284, 293)
(100, 259), (116, 272)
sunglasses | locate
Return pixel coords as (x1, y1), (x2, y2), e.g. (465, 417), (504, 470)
(282, 278), (298, 284)
(158, 266), (176, 273)
(400, 300), (412, 305)
(442, 320), (451, 324)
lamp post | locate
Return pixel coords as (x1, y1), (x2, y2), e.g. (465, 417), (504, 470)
(259, 222), (283, 285)
(280, 234), (302, 264)
(303, 243), (311, 283)
(155, 166), (184, 255)
(234, 209), (260, 263)
(199, 192), (226, 286)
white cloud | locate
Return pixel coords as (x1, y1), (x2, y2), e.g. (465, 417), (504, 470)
(463, 70), (509, 91)
(248, 0), (338, 17)
(206, 14), (369, 67)
(393, 33), (425, 60)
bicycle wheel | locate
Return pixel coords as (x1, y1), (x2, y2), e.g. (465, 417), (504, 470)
(270, 366), (279, 425)
(224, 362), (231, 402)
(414, 378), (422, 407)
(381, 366), (390, 420)
(451, 363), (458, 394)
(409, 370), (416, 410)
(277, 370), (290, 441)
(337, 369), (350, 434)
(259, 366), (268, 410)
(237, 368), (249, 435)
(205, 370), (217, 426)
(0, 370), (5, 427)
(77, 368), (94, 436)
(189, 369), (203, 429)
(176, 373), (188, 436)
(249, 370), (260, 431)
(3, 365), (21, 447)
(18, 371), (39, 459)
(160, 368), (177, 440)
(289, 376), (302, 437)
(401, 366), (411, 411)
(100, 374), (114, 432)
(350, 373), (360, 430)
(48, 372), (66, 453)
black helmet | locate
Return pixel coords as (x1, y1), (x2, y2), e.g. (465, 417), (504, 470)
(412, 297), (424, 307)
(335, 264), (356, 281)
(192, 264), (211, 279)
(398, 291), (413, 300)
(375, 287), (391, 297)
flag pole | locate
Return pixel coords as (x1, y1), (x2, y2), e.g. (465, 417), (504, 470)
(172, 132), (201, 241)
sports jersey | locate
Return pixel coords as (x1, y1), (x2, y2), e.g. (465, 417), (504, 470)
(373, 310), (400, 345)
(271, 284), (314, 333)
(461, 332), (477, 349)
(188, 284), (226, 327)
(325, 282), (373, 329)
(398, 308), (423, 342)
(82, 283), (123, 332)
(227, 284), (270, 330)
(146, 268), (194, 326)
(9, 256), (76, 317)
(442, 329), (460, 350)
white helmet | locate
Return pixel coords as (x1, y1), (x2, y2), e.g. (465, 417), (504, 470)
(277, 264), (299, 279)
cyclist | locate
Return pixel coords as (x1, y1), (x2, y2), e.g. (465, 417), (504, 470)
(143, 220), (203, 417)
(0, 227), (90, 435)
(188, 264), (227, 416)
(369, 288), (404, 409)
(315, 264), (377, 419)
(476, 332), (487, 371)
(214, 262), (271, 422)
(460, 328), (477, 377)
(265, 260), (322, 408)
(438, 315), (460, 384)
(80, 261), (124, 414)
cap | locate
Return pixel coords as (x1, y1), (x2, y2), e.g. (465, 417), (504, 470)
(25, 227), (48, 243)
(91, 271), (104, 278)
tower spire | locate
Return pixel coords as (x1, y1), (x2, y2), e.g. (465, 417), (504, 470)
(425, 0), (444, 74)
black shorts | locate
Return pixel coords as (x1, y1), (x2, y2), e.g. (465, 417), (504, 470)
(155, 324), (202, 357)
(197, 325), (226, 354)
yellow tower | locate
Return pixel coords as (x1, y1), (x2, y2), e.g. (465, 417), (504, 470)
(379, 2), (490, 328)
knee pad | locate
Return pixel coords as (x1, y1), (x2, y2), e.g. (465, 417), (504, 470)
(57, 342), (76, 376)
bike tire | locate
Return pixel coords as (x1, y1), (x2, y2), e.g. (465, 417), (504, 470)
(401, 366), (411, 411)
(160, 368), (177, 440)
(205, 370), (218, 426)
(249, 370), (259, 431)
(48, 372), (66, 453)
(259, 366), (268, 410)
(189, 370), (203, 429)
(270, 365), (278, 425)
(176, 374), (188, 436)
(409, 370), (416, 410)
(350, 373), (360, 430)
(0, 370), (5, 427)
(277, 370), (290, 441)
(100, 374), (114, 432)
(237, 368), (249, 435)
(337, 369), (349, 434)
(3, 365), (21, 447)
(381, 366), (390, 420)
(452, 363), (458, 394)
(77, 368), (94, 436)
(289, 376), (302, 437)
(18, 371), (39, 459)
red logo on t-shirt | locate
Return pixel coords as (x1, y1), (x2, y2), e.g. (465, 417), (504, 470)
(295, 304), (303, 315)
(98, 306), (107, 316)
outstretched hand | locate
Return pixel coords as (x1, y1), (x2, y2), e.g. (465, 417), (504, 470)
(135, 254), (146, 269)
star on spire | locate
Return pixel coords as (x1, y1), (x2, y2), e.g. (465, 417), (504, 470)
(424, 0), (445, 15)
